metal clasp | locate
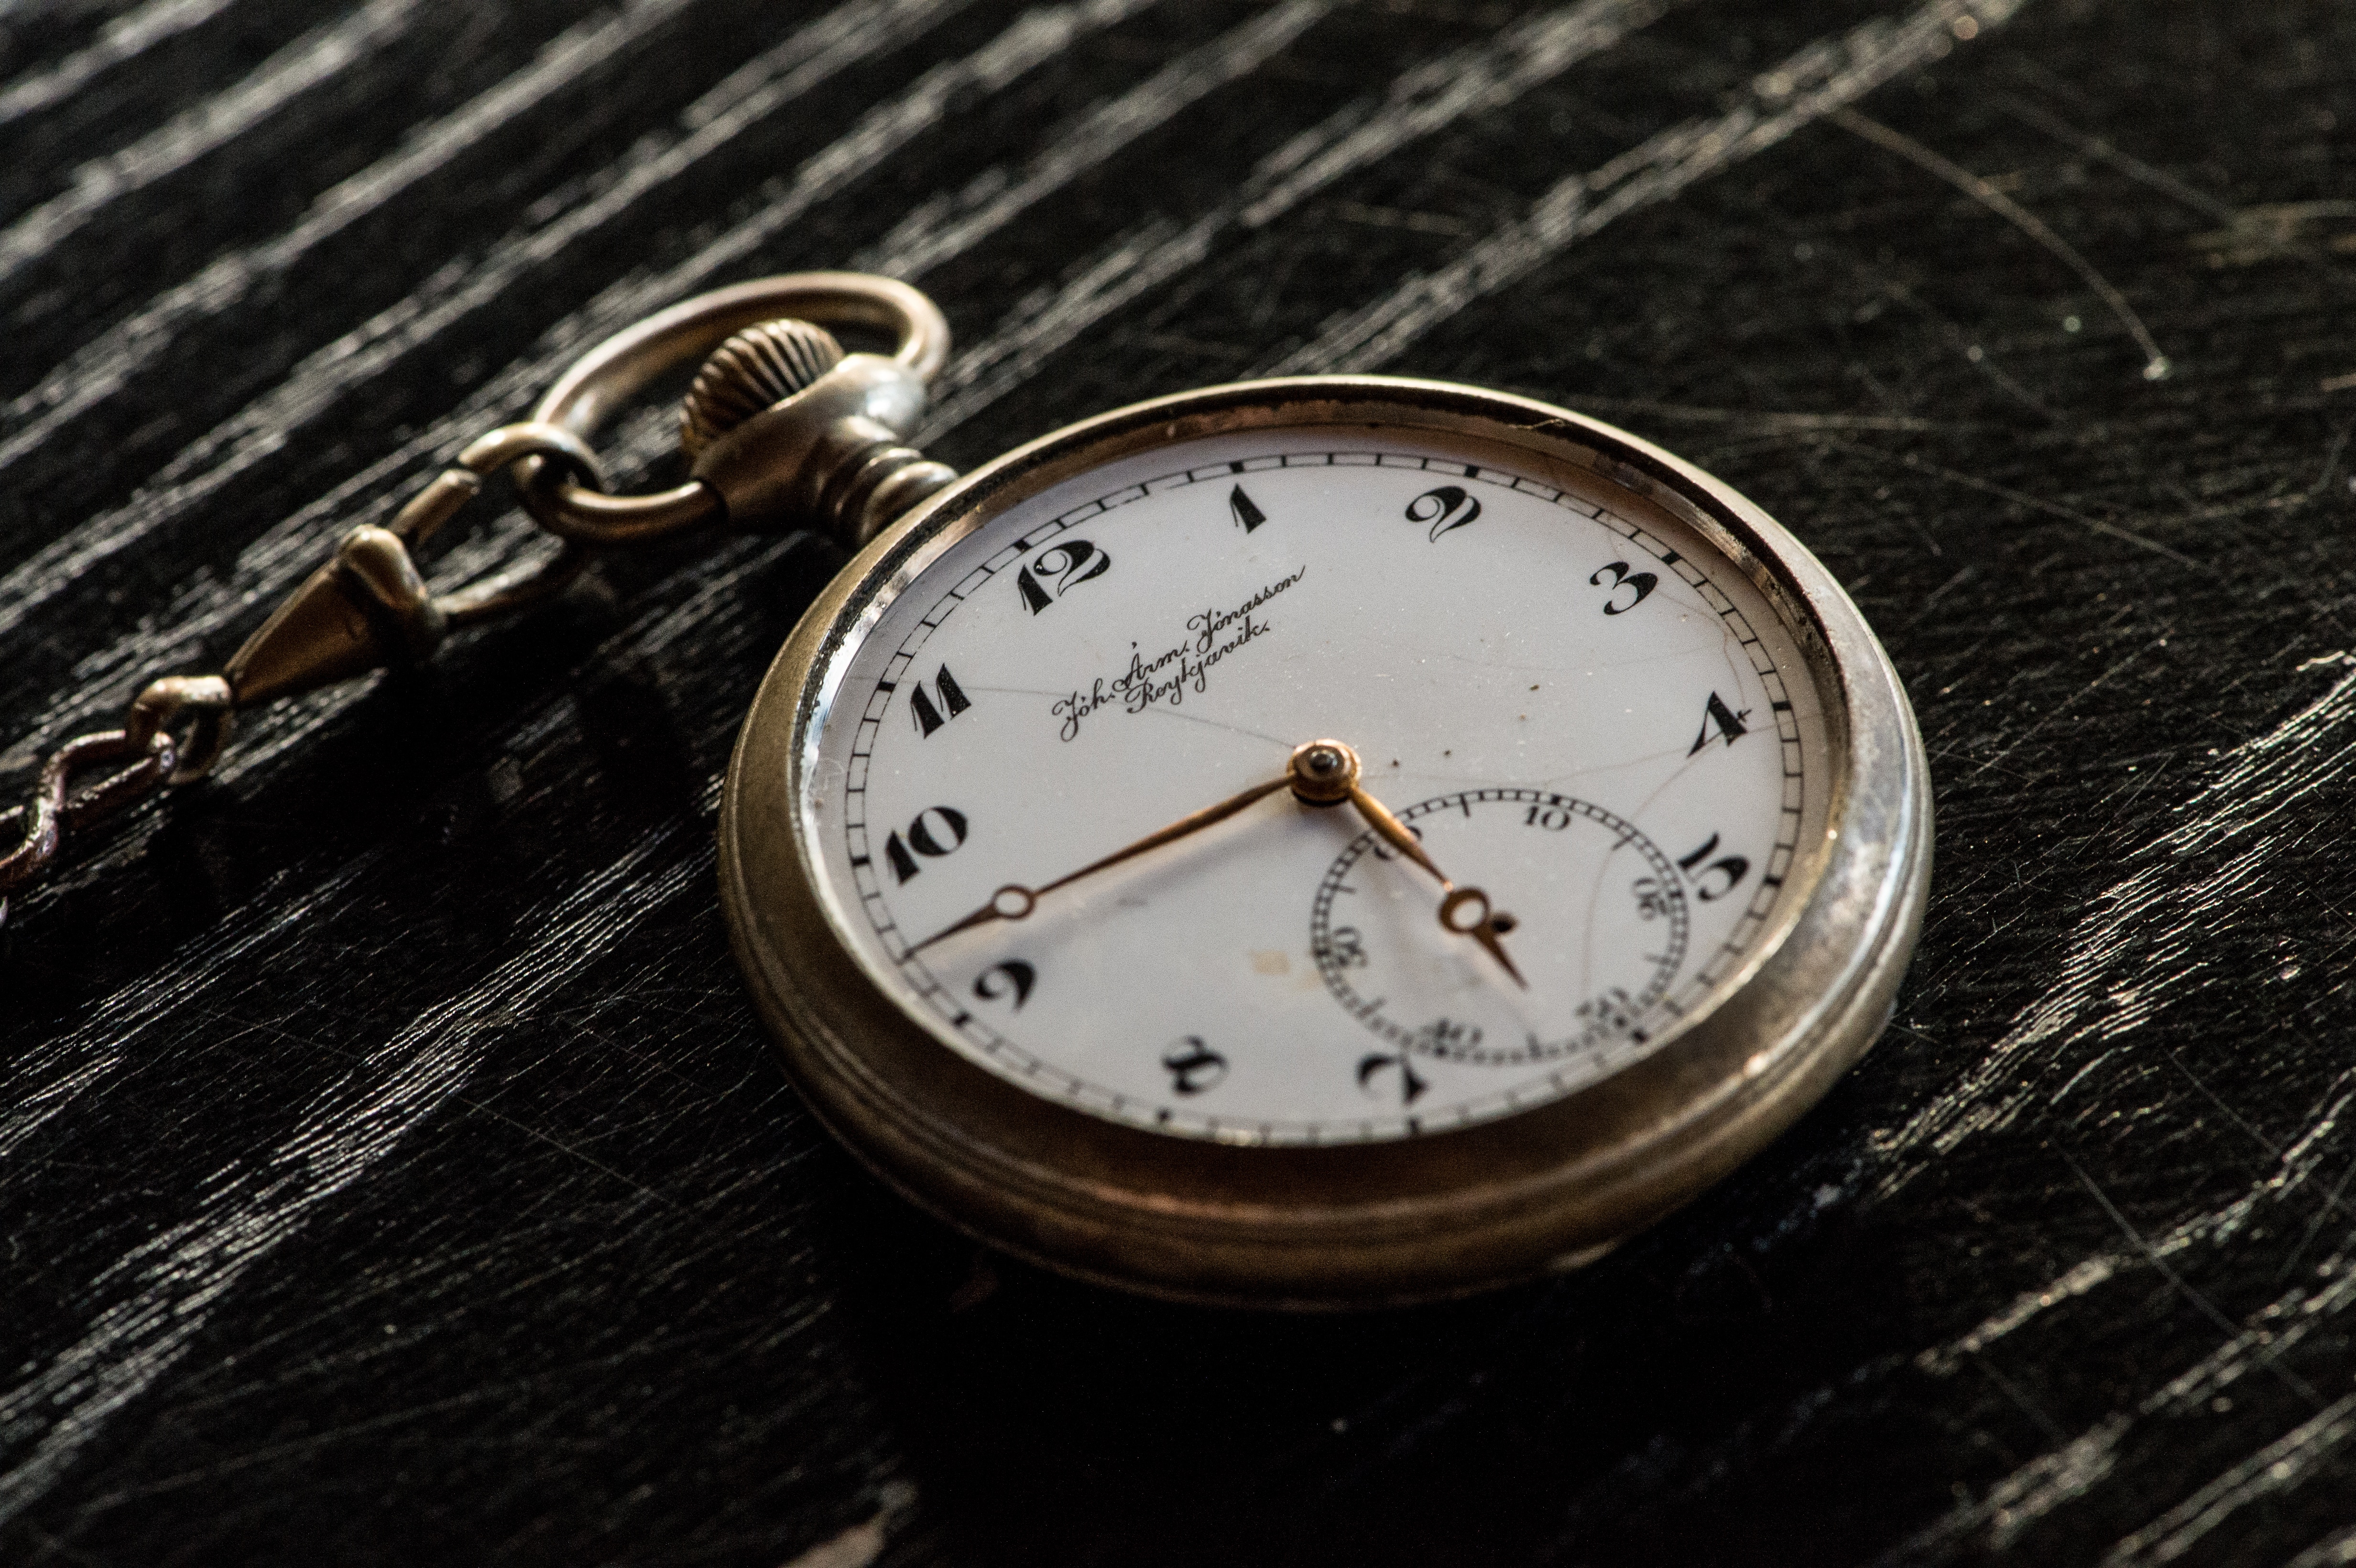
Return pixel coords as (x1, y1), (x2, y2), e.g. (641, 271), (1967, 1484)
(221, 425), (604, 709)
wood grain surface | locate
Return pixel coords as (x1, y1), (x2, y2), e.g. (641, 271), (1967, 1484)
(3, 0), (2353, 1562)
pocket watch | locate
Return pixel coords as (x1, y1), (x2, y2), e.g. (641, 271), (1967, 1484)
(2, 275), (1931, 1308)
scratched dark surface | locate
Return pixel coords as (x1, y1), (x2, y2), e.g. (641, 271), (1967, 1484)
(2, 0), (2353, 1562)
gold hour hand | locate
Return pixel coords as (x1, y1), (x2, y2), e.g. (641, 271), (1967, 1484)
(1291, 739), (1528, 990)
(1439, 885), (1527, 988)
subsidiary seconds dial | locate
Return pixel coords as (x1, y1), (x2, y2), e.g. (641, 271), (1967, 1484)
(1309, 788), (1690, 1079)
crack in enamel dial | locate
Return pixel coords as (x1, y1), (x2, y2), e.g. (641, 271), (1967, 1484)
(800, 427), (1828, 1147)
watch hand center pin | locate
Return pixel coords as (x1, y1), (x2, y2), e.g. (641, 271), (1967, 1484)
(1287, 739), (1359, 804)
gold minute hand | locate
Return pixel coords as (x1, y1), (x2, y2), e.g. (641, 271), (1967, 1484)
(905, 739), (1527, 989)
(1299, 742), (1527, 990)
(905, 770), (1295, 955)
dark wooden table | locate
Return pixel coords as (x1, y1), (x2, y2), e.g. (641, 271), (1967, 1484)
(3, 0), (2353, 1562)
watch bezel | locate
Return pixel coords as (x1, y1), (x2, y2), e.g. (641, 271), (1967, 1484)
(720, 376), (1931, 1307)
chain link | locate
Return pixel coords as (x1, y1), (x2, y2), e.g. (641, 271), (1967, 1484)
(0, 676), (233, 924)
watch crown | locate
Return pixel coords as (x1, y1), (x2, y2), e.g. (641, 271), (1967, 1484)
(678, 318), (846, 457)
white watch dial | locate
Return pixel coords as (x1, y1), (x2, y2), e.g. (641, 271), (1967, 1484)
(798, 425), (1832, 1144)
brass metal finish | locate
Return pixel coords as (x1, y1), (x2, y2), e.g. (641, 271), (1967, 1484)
(1285, 739), (1356, 803)
(679, 319), (845, 457)
(223, 525), (441, 707)
(224, 424), (604, 707)
(131, 675), (237, 784)
(686, 353), (954, 544)
(840, 453), (960, 547)
(0, 674), (231, 923)
(12, 340), (624, 918)
(521, 272), (954, 543)
(720, 374), (1934, 1307)
(0, 265), (1930, 1312)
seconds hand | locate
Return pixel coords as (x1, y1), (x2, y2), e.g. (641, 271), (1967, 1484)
(905, 739), (1527, 987)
